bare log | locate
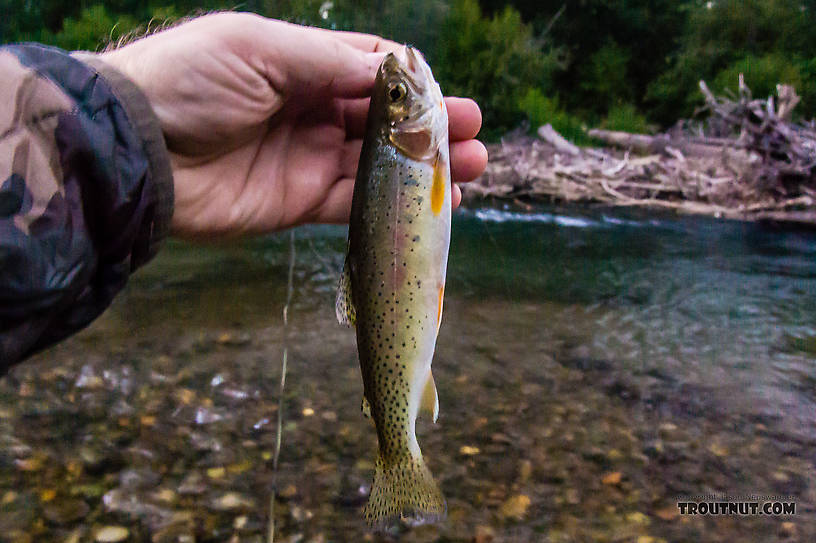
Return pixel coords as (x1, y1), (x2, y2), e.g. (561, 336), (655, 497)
(463, 78), (815, 226)
(587, 129), (668, 154)
(537, 124), (580, 156)
(588, 128), (751, 161)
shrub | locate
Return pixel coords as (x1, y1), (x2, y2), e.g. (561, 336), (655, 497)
(602, 103), (651, 134)
(54, 5), (138, 51)
(435, 0), (563, 140)
(579, 40), (634, 110)
(519, 88), (591, 145)
(712, 54), (803, 103)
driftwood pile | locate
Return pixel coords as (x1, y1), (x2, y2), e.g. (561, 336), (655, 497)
(465, 78), (816, 225)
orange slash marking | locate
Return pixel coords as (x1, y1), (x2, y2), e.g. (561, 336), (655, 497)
(431, 154), (446, 215)
(436, 285), (445, 330)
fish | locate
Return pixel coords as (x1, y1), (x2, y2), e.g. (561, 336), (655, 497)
(336, 46), (451, 527)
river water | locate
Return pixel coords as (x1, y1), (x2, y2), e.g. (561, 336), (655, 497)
(1, 205), (814, 542)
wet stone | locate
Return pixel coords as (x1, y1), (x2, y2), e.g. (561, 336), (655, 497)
(14, 455), (46, 472)
(278, 484), (298, 499)
(209, 492), (255, 511)
(216, 332), (251, 347)
(95, 526), (130, 542)
(518, 459), (533, 483)
(657, 422), (681, 440)
(290, 504), (313, 522)
(654, 506), (679, 521)
(150, 488), (178, 505)
(151, 515), (196, 543)
(336, 475), (369, 507)
(779, 521), (796, 538)
(64, 528), (86, 543)
(499, 494), (531, 520)
(119, 468), (161, 490)
(0, 508), (35, 534)
(178, 472), (207, 495)
(474, 525), (495, 543)
(42, 499), (90, 525)
(602, 471), (622, 485)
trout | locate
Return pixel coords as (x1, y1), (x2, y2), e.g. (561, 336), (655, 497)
(336, 47), (450, 526)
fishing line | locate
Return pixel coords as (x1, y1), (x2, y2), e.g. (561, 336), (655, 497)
(268, 229), (296, 543)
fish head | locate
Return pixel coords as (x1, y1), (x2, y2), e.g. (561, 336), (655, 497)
(375, 46), (448, 162)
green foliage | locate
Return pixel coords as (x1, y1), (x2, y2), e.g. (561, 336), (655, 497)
(499, 0), (688, 119)
(579, 41), (633, 110)
(148, 6), (181, 23)
(435, 0), (563, 140)
(519, 88), (590, 145)
(795, 56), (816, 119)
(53, 5), (138, 51)
(262, 0), (329, 27)
(602, 103), (651, 134)
(4, 0), (816, 137)
(711, 54), (816, 120)
(713, 54), (802, 101)
(647, 0), (816, 124)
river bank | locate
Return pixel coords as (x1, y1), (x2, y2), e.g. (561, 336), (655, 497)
(463, 137), (816, 227)
(463, 83), (816, 227)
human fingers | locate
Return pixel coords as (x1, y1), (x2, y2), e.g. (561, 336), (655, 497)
(341, 139), (364, 179)
(446, 97), (482, 141)
(342, 98), (371, 139)
(451, 139), (488, 184)
(311, 177), (355, 225)
(452, 183), (463, 209)
(253, 19), (388, 99)
(316, 28), (404, 55)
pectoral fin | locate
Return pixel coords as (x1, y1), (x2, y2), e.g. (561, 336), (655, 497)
(361, 396), (372, 419)
(420, 371), (439, 423)
(335, 256), (356, 327)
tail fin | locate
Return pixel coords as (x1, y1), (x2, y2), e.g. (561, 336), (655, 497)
(364, 454), (446, 527)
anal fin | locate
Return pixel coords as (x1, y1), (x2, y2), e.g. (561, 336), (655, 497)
(420, 371), (439, 423)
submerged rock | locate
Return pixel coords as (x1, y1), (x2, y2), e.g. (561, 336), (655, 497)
(499, 494), (531, 520)
(42, 499), (90, 525)
(95, 526), (130, 542)
(209, 492), (255, 512)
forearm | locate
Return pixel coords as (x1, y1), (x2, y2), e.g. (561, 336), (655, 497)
(0, 44), (173, 370)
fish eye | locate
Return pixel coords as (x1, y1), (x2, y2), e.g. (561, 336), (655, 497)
(388, 82), (407, 103)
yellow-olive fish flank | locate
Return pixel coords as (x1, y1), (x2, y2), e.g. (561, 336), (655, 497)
(336, 46), (451, 527)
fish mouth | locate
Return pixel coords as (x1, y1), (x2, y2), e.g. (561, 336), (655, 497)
(380, 46), (447, 162)
(403, 46), (424, 77)
(381, 46), (430, 91)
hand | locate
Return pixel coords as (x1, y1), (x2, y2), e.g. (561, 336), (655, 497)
(100, 13), (487, 239)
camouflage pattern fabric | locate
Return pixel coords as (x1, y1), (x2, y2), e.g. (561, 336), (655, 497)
(0, 44), (174, 371)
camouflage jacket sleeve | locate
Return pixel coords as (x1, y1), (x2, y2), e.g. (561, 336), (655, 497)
(0, 44), (174, 371)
